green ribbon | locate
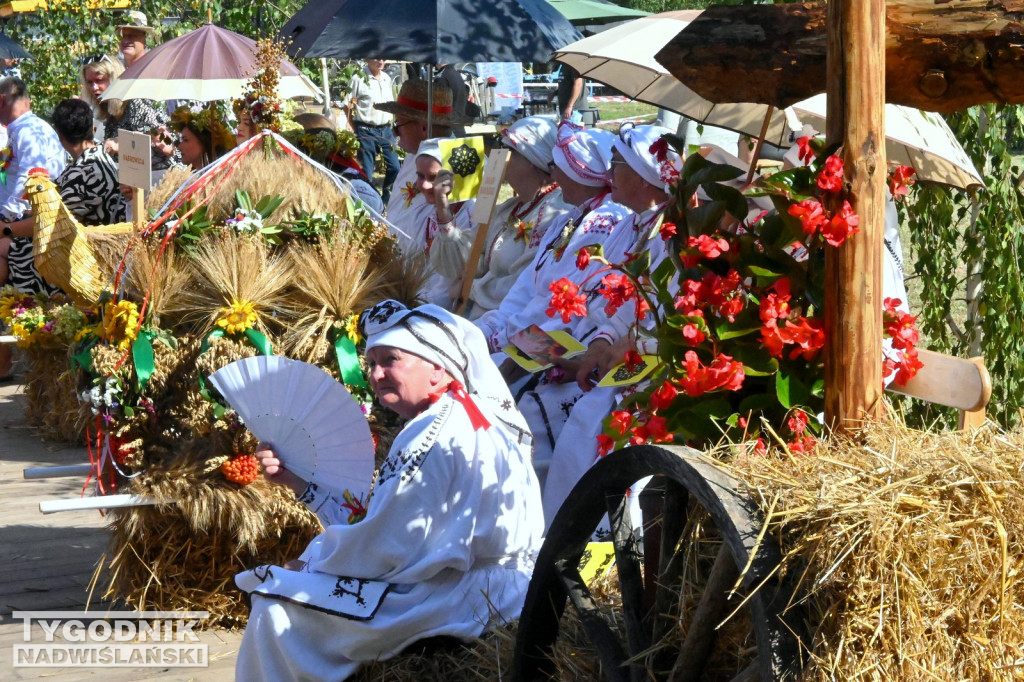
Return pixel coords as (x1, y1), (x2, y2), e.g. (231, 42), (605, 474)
(70, 336), (99, 373)
(244, 328), (273, 356)
(132, 329), (155, 392)
(333, 334), (366, 388)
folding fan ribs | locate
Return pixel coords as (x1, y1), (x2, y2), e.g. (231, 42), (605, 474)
(209, 356), (375, 499)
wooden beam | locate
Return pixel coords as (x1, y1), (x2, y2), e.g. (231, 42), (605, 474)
(656, 0), (1024, 113)
(824, 0), (886, 430)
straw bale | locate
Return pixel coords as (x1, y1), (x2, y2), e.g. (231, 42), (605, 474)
(120, 236), (192, 329)
(725, 415), (1024, 681)
(146, 165), (195, 214)
(23, 347), (89, 443)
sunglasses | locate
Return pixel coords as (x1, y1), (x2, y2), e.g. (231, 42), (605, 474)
(80, 54), (114, 67)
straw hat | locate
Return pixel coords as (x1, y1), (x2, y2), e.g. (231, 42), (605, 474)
(375, 78), (474, 126)
(116, 11), (156, 36)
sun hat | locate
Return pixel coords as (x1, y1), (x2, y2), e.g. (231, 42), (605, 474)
(613, 123), (682, 190)
(501, 116), (558, 173)
(375, 78), (474, 126)
(551, 121), (614, 187)
(360, 300), (530, 437)
(116, 10), (156, 36)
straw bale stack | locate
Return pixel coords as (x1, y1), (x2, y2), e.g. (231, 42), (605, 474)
(23, 347), (89, 443)
(726, 415), (1024, 681)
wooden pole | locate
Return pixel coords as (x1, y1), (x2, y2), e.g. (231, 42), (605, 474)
(456, 149), (511, 316)
(823, 0), (886, 431)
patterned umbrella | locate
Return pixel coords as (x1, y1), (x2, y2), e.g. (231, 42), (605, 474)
(102, 24), (320, 103)
(279, 0), (582, 63)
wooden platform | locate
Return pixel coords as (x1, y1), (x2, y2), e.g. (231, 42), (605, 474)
(0, 377), (243, 680)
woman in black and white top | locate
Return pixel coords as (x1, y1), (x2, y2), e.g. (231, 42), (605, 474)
(51, 98), (128, 225)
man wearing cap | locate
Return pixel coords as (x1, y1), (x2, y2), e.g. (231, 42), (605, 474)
(235, 300), (543, 681)
(345, 59), (401, 205)
(474, 122), (632, 479)
(116, 10), (155, 69)
(374, 79), (469, 253)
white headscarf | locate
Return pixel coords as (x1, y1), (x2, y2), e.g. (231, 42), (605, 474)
(501, 116), (558, 173)
(613, 123), (682, 190)
(361, 300), (530, 438)
(415, 138), (443, 164)
(551, 121), (614, 187)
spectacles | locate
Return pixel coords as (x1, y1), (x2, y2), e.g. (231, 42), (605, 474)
(80, 54), (114, 67)
(392, 120), (416, 135)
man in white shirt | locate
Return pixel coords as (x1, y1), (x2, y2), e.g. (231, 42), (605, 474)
(345, 59), (401, 204)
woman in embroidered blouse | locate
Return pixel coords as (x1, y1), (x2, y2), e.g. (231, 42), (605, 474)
(430, 116), (571, 320)
(50, 98), (127, 225)
(235, 301), (543, 682)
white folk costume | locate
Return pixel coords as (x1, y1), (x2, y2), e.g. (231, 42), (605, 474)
(385, 153), (430, 250)
(475, 123), (632, 485)
(544, 125), (683, 529)
(433, 117), (571, 320)
(236, 301), (543, 682)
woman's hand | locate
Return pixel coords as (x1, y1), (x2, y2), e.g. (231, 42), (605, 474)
(254, 443), (307, 494)
(575, 336), (633, 391)
(151, 125), (175, 158)
(104, 138), (119, 156)
(434, 169), (456, 223)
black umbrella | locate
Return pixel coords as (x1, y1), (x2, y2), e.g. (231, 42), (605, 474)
(279, 0), (582, 63)
(0, 32), (30, 61)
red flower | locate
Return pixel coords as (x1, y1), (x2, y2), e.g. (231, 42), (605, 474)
(816, 154), (844, 193)
(546, 278), (588, 323)
(787, 435), (817, 454)
(820, 200), (860, 247)
(753, 437), (768, 455)
(760, 320), (786, 358)
(575, 248), (590, 271)
(883, 298), (919, 350)
(687, 234), (730, 259)
(642, 414), (673, 443)
(796, 136), (816, 164)
(759, 279), (792, 323)
(892, 347), (924, 386)
(659, 221), (678, 240)
(596, 434), (616, 456)
(788, 198), (827, 236)
(679, 350), (746, 396)
(597, 273), (638, 317)
(649, 137), (669, 160)
(650, 380), (678, 411)
(787, 409), (809, 435)
(682, 322), (705, 346)
(888, 165), (916, 198)
(608, 410), (633, 435)
(781, 317), (826, 361)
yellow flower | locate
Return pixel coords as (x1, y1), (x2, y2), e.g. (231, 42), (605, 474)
(73, 325), (95, 343)
(11, 322), (30, 348)
(0, 295), (16, 324)
(216, 299), (258, 335)
(102, 300), (141, 351)
(343, 313), (361, 345)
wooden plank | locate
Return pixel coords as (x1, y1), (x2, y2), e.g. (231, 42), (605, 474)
(888, 349), (991, 412)
(824, 0), (886, 431)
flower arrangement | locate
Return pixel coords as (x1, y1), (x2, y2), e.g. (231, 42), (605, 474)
(232, 38), (287, 132)
(0, 287), (95, 348)
(0, 144), (12, 184)
(169, 103), (237, 157)
(564, 136), (921, 455)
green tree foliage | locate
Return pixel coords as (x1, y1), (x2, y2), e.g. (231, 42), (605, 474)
(609, 0), (711, 11)
(905, 105), (1024, 428)
(4, 0), (303, 117)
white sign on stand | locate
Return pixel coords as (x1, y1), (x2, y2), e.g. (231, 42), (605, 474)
(117, 129), (152, 190)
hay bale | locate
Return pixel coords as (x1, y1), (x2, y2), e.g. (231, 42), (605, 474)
(24, 347), (89, 443)
(727, 416), (1024, 681)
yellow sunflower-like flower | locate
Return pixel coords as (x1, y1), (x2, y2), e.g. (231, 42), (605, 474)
(102, 300), (141, 351)
(343, 313), (361, 345)
(0, 294), (16, 324)
(10, 322), (30, 348)
(216, 299), (258, 335)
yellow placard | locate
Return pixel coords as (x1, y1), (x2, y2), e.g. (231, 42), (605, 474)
(578, 542), (616, 584)
(503, 325), (587, 373)
(596, 354), (660, 388)
(438, 136), (486, 202)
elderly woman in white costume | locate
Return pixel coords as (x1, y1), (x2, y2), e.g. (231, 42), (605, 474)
(414, 140), (478, 307)
(474, 121), (632, 485)
(235, 301), (544, 681)
(542, 124), (683, 527)
(430, 116), (571, 319)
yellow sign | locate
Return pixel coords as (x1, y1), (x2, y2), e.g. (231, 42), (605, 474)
(438, 136), (485, 203)
(578, 542), (616, 584)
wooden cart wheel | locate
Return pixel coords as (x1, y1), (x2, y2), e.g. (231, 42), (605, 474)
(512, 444), (804, 682)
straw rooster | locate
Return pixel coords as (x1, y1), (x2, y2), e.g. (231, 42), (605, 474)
(25, 168), (134, 307)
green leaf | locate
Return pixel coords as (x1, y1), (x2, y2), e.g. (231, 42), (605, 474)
(732, 344), (780, 376)
(776, 370), (811, 409)
(123, 406), (135, 418)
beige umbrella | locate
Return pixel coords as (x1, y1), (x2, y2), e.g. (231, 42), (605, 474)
(102, 24), (321, 103)
(554, 10), (983, 190)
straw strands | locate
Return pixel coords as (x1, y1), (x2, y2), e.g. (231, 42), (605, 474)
(725, 416), (1024, 681)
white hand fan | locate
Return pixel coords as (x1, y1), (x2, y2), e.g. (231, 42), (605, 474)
(209, 356), (375, 499)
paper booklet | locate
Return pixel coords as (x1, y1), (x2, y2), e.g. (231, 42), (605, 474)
(503, 325), (588, 373)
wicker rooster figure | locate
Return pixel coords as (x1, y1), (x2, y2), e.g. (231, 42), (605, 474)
(25, 168), (134, 307)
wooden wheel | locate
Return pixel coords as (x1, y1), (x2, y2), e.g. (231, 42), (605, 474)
(512, 445), (804, 681)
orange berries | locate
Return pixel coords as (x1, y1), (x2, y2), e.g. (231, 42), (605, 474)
(221, 453), (260, 485)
